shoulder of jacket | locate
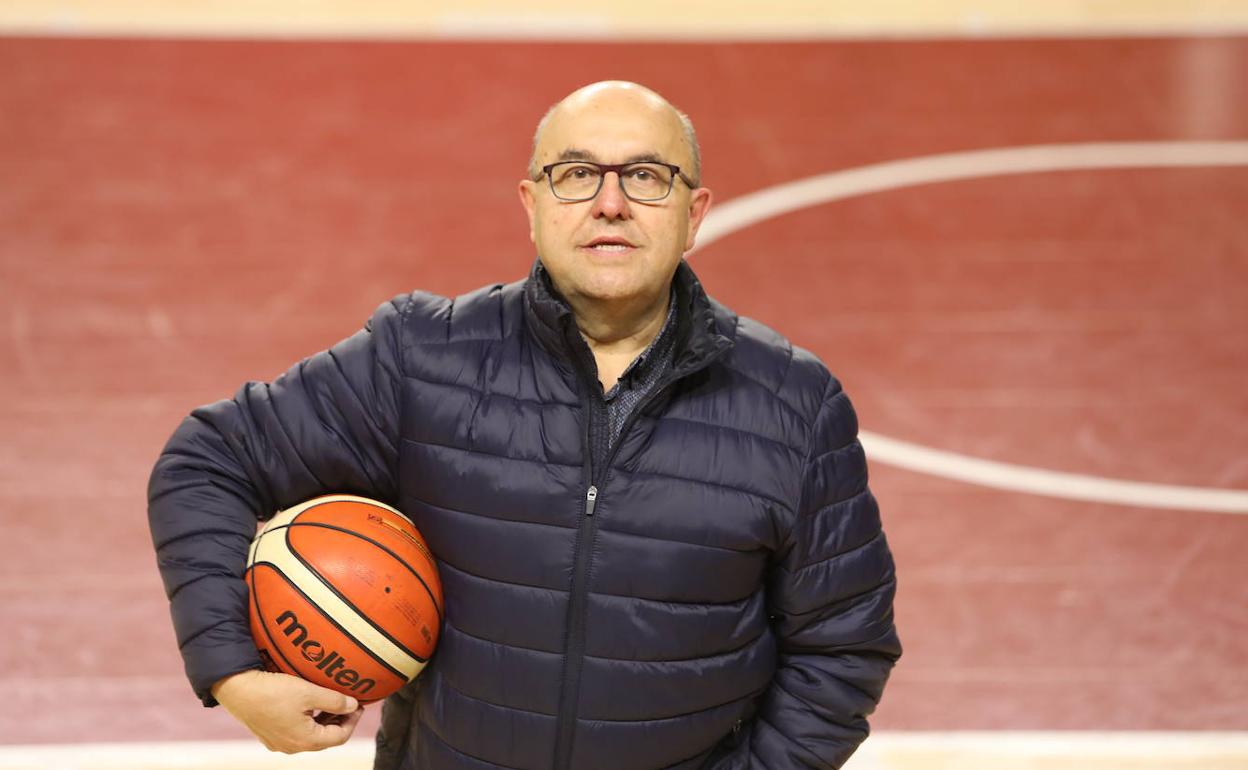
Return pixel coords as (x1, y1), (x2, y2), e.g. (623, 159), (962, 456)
(382, 279), (525, 345)
(717, 308), (837, 425)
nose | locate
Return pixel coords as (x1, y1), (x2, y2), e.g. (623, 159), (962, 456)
(590, 171), (632, 221)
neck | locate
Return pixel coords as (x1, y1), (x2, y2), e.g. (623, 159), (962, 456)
(566, 289), (669, 357)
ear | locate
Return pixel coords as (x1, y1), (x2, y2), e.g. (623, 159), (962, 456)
(518, 179), (539, 244)
(683, 187), (714, 252)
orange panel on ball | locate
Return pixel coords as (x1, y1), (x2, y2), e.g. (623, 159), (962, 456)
(285, 519), (441, 660)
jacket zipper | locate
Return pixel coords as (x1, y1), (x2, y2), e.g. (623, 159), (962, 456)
(550, 373), (689, 770)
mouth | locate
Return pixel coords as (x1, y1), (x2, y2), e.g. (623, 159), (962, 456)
(580, 236), (638, 254)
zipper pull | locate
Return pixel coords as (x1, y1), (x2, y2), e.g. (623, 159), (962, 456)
(585, 485), (599, 516)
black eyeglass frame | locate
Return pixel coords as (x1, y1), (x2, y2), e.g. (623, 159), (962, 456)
(538, 160), (698, 202)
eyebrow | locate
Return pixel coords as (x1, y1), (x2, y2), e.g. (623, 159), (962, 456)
(556, 148), (670, 165)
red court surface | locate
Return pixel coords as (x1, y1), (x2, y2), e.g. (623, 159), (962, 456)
(1, 36), (1246, 744)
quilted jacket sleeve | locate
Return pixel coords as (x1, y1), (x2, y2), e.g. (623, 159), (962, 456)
(708, 377), (901, 769)
(146, 296), (408, 705)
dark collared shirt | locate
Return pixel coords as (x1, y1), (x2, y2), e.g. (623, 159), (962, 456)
(601, 287), (679, 448)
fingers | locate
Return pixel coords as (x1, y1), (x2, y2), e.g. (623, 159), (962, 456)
(304, 683), (359, 715)
(214, 669), (366, 754)
(308, 703), (365, 749)
(264, 701), (364, 753)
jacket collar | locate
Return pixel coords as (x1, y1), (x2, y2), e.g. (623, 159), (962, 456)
(523, 258), (734, 380)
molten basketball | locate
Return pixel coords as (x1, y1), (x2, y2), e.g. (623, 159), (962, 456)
(245, 494), (442, 703)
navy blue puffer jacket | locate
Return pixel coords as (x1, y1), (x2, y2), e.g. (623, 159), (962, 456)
(148, 260), (900, 770)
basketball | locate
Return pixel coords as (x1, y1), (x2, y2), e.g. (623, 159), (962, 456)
(244, 494), (442, 703)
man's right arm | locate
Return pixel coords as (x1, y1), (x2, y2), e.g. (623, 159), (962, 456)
(147, 295), (409, 713)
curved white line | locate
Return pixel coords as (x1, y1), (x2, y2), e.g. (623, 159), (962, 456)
(696, 141), (1248, 249)
(699, 141), (1248, 513)
(860, 432), (1248, 513)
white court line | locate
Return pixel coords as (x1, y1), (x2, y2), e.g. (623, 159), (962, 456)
(697, 141), (1248, 514)
(1, 733), (1246, 770)
(860, 432), (1248, 513)
(0, 741), (374, 770)
(697, 141), (1248, 247)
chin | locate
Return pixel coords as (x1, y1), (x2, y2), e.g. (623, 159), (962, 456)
(568, 265), (647, 299)
(578, 281), (644, 303)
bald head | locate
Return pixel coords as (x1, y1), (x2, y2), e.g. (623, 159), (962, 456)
(527, 81), (701, 186)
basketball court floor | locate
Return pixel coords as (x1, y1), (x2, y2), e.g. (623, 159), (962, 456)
(1, 2), (1246, 768)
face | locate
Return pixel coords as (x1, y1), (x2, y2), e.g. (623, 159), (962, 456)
(518, 85), (712, 309)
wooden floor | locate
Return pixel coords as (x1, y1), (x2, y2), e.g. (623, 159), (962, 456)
(2, 734), (1248, 770)
(1, 3), (1246, 770)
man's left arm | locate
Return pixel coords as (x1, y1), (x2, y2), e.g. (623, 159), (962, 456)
(710, 377), (902, 769)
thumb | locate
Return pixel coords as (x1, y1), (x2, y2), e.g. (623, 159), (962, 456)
(306, 684), (359, 715)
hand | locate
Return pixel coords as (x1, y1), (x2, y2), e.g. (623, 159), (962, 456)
(211, 669), (365, 753)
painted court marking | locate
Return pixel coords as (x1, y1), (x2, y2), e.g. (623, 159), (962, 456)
(2, 733), (1246, 769)
(698, 141), (1248, 513)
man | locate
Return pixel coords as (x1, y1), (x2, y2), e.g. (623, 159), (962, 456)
(148, 80), (900, 770)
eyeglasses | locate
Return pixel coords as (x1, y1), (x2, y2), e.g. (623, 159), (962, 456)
(539, 161), (696, 202)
